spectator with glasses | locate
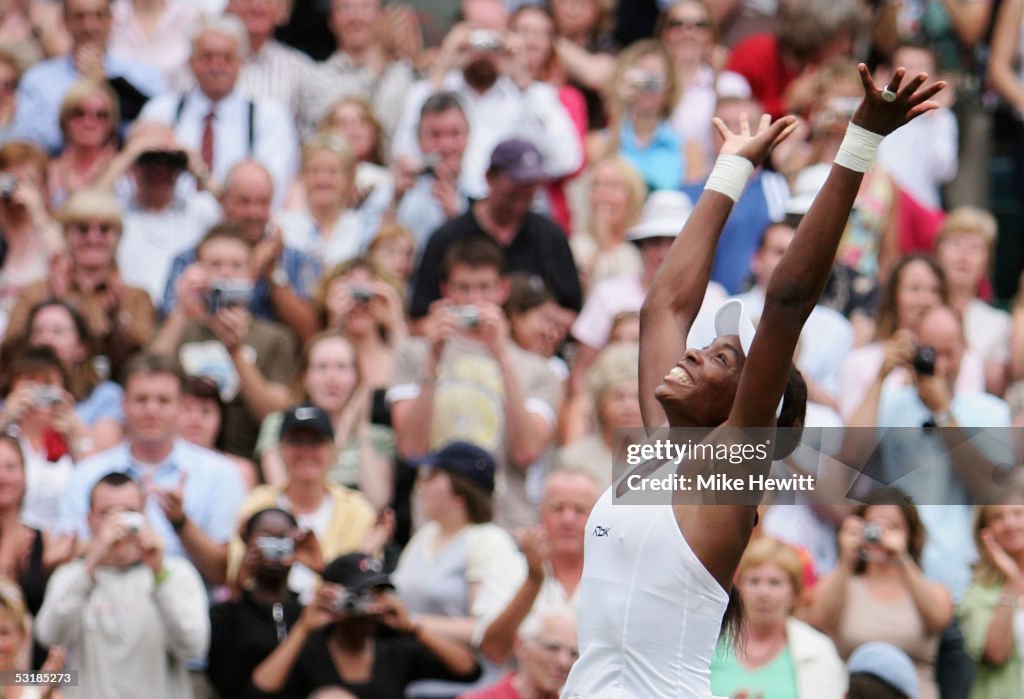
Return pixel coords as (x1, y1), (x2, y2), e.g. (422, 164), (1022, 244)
(6, 189), (155, 371)
(47, 80), (119, 209)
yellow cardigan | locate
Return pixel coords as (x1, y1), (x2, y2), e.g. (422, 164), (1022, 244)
(228, 482), (377, 584)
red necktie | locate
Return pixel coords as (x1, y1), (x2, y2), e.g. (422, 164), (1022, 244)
(201, 111), (215, 171)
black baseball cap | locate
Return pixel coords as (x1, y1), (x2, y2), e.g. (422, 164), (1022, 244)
(279, 405), (334, 442)
(408, 441), (497, 494)
(322, 553), (393, 592)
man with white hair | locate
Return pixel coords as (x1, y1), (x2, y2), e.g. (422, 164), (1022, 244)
(139, 14), (298, 207)
(459, 607), (578, 699)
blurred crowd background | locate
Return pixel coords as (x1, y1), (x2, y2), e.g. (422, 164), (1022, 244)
(1, 0), (1024, 697)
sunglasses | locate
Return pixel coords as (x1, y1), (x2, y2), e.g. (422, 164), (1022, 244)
(666, 18), (709, 30)
(69, 107), (111, 121)
(69, 221), (118, 236)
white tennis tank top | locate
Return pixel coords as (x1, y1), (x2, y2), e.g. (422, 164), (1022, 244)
(561, 487), (730, 699)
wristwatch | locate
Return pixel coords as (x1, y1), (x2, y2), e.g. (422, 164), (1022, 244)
(270, 266), (288, 288)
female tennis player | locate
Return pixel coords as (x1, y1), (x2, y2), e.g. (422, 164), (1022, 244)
(562, 64), (945, 699)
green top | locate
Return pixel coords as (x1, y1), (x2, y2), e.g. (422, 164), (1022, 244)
(711, 638), (799, 699)
(960, 577), (1023, 699)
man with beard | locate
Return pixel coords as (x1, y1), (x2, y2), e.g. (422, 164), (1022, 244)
(390, 13), (582, 201)
(207, 507), (306, 698)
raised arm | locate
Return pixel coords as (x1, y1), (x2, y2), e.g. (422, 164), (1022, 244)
(638, 115), (796, 430)
(728, 65), (945, 429)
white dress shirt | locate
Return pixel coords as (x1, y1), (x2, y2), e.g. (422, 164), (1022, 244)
(139, 87), (299, 209)
(391, 72), (584, 200)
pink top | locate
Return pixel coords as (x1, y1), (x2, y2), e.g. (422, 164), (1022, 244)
(108, 0), (199, 89)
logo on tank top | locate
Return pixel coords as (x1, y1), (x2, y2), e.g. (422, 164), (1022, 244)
(592, 525), (612, 537)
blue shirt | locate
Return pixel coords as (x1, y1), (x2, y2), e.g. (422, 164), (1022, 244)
(682, 170), (790, 295)
(13, 54), (166, 153)
(57, 438), (245, 559)
(75, 381), (124, 426)
(618, 120), (684, 192)
(877, 387), (1012, 600)
(160, 244), (320, 319)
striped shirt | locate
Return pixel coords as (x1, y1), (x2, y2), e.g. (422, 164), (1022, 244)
(238, 40), (315, 128)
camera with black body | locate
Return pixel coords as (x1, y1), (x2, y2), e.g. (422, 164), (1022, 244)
(912, 345), (937, 376)
(206, 280), (254, 315)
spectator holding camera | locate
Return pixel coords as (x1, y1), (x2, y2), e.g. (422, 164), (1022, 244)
(150, 223), (296, 458)
(17, 300), (125, 454)
(391, 18), (582, 201)
(805, 490), (952, 699)
(0, 348), (92, 530)
(36, 472), (209, 699)
(207, 507), (306, 697)
(6, 189), (156, 369)
(160, 159), (321, 345)
(391, 237), (561, 529)
(315, 258), (407, 428)
(366, 92), (471, 254)
(590, 40), (704, 190)
(839, 255), (985, 421)
(47, 80), (119, 209)
(102, 121), (222, 306)
(843, 305), (1011, 603)
(0, 142), (65, 338)
(250, 552), (480, 698)
(58, 353), (245, 586)
(255, 333), (394, 508)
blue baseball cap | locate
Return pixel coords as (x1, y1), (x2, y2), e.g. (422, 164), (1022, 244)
(408, 441), (497, 494)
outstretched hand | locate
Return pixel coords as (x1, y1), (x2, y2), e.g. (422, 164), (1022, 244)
(712, 113), (798, 169)
(852, 63), (946, 136)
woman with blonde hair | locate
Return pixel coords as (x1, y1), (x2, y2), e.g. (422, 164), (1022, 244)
(958, 485), (1024, 699)
(366, 222), (416, 294)
(48, 81), (120, 209)
(569, 155), (646, 291)
(278, 133), (373, 268)
(590, 39), (704, 190)
(711, 537), (846, 698)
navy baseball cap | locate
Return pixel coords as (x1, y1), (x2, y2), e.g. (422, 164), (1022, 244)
(408, 441), (497, 494)
(488, 139), (548, 183)
(279, 405), (334, 442)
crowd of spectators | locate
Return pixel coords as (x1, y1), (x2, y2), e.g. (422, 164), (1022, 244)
(0, 0), (1023, 697)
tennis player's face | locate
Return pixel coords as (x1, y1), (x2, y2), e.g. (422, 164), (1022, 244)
(655, 336), (743, 426)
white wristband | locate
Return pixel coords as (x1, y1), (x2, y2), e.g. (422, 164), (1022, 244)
(833, 122), (884, 173)
(704, 154), (754, 203)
